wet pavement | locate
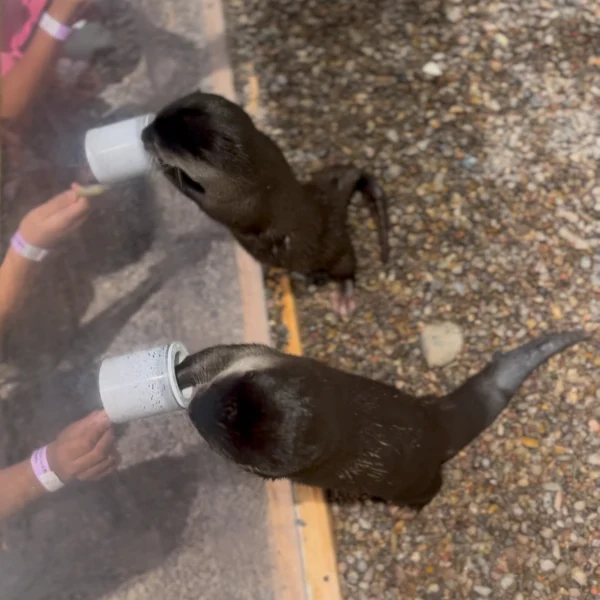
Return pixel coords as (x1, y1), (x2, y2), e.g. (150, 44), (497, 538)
(225, 0), (599, 598)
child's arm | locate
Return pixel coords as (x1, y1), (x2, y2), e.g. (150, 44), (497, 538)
(0, 185), (92, 330)
(0, 249), (39, 329)
(0, 411), (118, 521)
(1, 0), (87, 120)
(0, 460), (47, 520)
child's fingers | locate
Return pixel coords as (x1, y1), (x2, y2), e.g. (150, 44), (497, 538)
(51, 194), (91, 222)
(33, 190), (80, 218)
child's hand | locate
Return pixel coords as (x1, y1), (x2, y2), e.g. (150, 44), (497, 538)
(47, 411), (119, 483)
(47, 0), (91, 25)
(19, 184), (91, 249)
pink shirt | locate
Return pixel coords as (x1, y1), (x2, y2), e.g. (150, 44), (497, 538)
(1, 0), (48, 76)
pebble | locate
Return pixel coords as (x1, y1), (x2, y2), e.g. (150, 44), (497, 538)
(422, 61), (443, 77)
(571, 568), (587, 586)
(587, 454), (600, 466)
(460, 155), (478, 169)
(495, 33), (510, 48)
(420, 322), (464, 367)
(540, 559), (555, 572)
(386, 164), (401, 179)
(347, 570), (359, 585)
(580, 256), (592, 269)
(445, 7), (462, 23)
(385, 129), (400, 144)
(474, 586), (492, 597)
(543, 483), (560, 492)
(500, 574), (516, 589)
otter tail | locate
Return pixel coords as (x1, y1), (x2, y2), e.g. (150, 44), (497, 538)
(356, 174), (390, 264)
(438, 331), (587, 461)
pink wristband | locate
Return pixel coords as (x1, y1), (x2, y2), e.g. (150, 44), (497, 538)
(11, 231), (49, 262)
(30, 446), (64, 492)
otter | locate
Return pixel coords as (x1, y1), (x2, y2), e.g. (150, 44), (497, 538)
(141, 91), (389, 316)
(176, 331), (586, 508)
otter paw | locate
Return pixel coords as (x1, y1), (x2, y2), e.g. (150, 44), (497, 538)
(330, 289), (357, 318)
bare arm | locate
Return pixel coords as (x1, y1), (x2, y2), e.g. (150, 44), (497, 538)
(0, 411), (119, 522)
(0, 460), (47, 520)
(1, 0), (83, 120)
(0, 185), (92, 332)
(0, 248), (38, 333)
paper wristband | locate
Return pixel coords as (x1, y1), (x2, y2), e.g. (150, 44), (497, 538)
(30, 446), (64, 492)
(38, 12), (72, 41)
(11, 232), (49, 262)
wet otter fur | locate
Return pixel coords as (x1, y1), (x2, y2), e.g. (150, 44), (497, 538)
(177, 331), (587, 508)
(141, 91), (389, 316)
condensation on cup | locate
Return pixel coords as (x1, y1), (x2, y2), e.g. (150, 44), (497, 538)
(98, 342), (194, 424)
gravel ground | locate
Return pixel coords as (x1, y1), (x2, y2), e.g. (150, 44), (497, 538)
(225, 0), (599, 598)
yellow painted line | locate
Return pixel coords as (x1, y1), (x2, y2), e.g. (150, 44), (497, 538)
(277, 275), (342, 600)
(246, 71), (342, 600)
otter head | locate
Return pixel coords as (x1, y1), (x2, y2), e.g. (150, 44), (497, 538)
(141, 91), (256, 198)
(187, 356), (326, 479)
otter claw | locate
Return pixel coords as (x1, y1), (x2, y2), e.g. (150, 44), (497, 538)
(330, 289), (357, 318)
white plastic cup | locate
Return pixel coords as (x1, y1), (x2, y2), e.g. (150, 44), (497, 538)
(84, 114), (155, 185)
(98, 342), (194, 424)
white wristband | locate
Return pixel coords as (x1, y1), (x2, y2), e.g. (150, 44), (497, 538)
(31, 446), (65, 493)
(11, 232), (49, 262)
(39, 11), (73, 41)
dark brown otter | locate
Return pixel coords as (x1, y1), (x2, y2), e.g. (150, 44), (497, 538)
(177, 331), (586, 508)
(141, 91), (389, 316)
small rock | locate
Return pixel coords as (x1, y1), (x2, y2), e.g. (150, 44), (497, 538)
(446, 7), (462, 22)
(460, 155), (478, 170)
(543, 483), (560, 492)
(521, 437), (540, 449)
(474, 586), (492, 597)
(587, 454), (600, 466)
(574, 501), (585, 511)
(420, 322), (464, 367)
(495, 33), (509, 48)
(571, 568), (587, 586)
(540, 559), (556, 572)
(500, 574), (516, 589)
(422, 61), (443, 77)
(581, 256), (592, 269)
(453, 282), (467, 296)
(386, 129), (400, 144)
(386, 164), (402, 179)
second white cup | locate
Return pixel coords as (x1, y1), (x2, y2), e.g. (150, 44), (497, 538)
(98, 342), (194, 424)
